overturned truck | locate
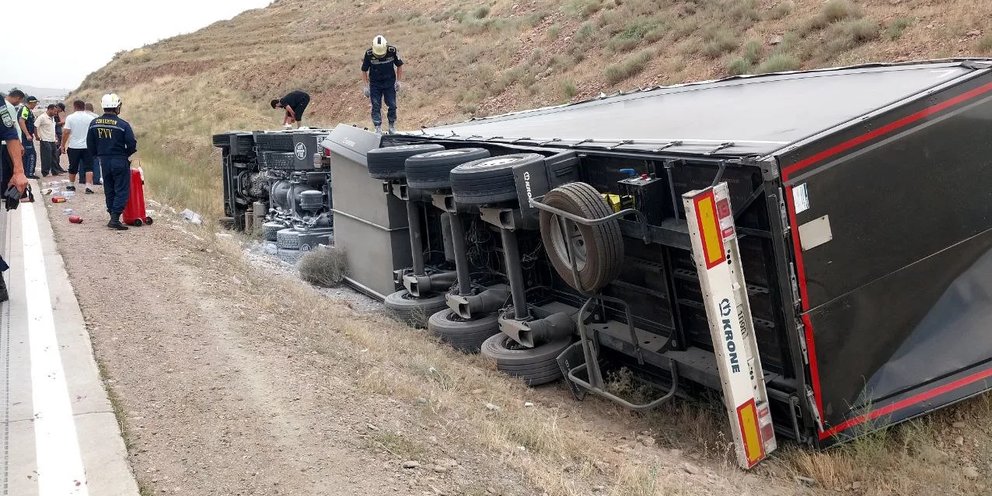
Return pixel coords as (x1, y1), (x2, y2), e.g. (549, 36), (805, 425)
(221, 60), (992, 468)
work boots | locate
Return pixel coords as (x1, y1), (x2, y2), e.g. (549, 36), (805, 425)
(108, 213), (129, 231)
(388, 123), (397, 134)
(374, 125), (383, 135)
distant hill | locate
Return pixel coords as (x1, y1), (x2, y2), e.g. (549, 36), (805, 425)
(1, 83), (70, 101)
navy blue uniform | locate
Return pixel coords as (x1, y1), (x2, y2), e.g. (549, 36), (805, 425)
(86, 113), (137, 215)
(19, 106), (36, 177)
(0, 105), (20, 189)
(362, 45), (403, 127)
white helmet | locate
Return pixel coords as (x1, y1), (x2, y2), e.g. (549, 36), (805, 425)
(101, 93), (122, 109)
(371, 35), (388, 57)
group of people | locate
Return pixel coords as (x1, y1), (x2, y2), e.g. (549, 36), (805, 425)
(2, 90), (138, 235)
(4, 91), (105, 192)
(271, 35), (405, 134)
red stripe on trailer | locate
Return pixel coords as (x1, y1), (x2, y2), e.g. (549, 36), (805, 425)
(782, 81), (992, 179)
(821, 366), (992, 440)
(780, 80), (992, 439)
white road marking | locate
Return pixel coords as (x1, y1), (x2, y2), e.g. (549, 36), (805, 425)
(21, 203), (89, 495)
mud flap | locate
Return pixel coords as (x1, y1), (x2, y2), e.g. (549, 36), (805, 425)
(556, 342), (588, 401)
(683, 182), (777, 469)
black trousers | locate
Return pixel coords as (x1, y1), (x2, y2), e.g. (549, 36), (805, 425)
(39, 141), (58, 175)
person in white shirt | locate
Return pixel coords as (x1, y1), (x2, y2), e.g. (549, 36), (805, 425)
(61, 100), (96, 193)
(83, 102), (102, 184)
(34, 105), (60, 177)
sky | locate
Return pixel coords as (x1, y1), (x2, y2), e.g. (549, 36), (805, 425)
(3, 0), (273, 91)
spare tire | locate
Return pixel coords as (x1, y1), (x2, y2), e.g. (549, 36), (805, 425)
(450, 153), (544, 205)
(539, 182), (624, 293)
(481, 333), (573, 386)
(406, 148), (491, 191)
(367, 144), (446, 180)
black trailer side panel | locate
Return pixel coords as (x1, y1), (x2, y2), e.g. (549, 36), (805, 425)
(778, 74), (992, 443)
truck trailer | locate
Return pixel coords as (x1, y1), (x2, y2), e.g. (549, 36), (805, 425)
(219, 60), (992, 468)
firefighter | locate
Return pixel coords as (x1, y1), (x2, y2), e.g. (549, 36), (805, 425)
(86, 94), (137, 231)
(361, 35), (404, 134)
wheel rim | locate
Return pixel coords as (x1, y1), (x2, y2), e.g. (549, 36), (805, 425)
(462, 156), (519, 170)
(548, 214), (587, 272)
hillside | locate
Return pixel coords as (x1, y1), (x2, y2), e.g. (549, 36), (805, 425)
(71, 0), (992, 218)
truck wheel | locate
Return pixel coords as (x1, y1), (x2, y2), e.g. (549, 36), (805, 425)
(450, 153), (544, 205)
(405, 148), (491, 191)
(539, 182), (624, 293)
(367, 144), (446, 180)
(428, 309), (500, 353)
(384, 290), (448, 328)
(480, 333), (573, 386)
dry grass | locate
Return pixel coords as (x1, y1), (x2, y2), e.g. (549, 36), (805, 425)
(298, 247), (347, 287)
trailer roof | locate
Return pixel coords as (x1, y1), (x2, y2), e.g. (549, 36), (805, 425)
(421, 61), (990, 157)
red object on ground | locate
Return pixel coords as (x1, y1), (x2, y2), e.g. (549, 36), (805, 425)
(122, 169), (153, 227)
(51, 196), (66, 203)
(69, 215), (83, 224)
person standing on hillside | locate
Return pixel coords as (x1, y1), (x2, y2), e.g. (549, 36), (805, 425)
(361, 35), (404, 135)
(63, 100), (97, 194)
(35, 105), (60, 177)
(87, 93), (137, 231)
(270, 90), (310, 129)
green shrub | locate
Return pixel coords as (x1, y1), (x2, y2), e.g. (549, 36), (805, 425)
(728, 0), (760, 23)
(548, 24), (561, 40)
(885, 17), (912, 40)
(472, 6), (490, 19)
(702, 28), (738, 58)
(562, 80), (578, 100)
(574, 22), (597, 43)
(604, 50), (653, 85)
(844, 18), (880, 43)
(727, 58), (752, 76)
(565, 0), (601, 18)
(818, 18), (880, 59)
(764, 2), (793, 21)
(608, 22), (660, 52)
(821, 0), (861, 23)
(742, 40), (763, 64)
(756, 54), (800, 73)
(979, 34), (992, 53)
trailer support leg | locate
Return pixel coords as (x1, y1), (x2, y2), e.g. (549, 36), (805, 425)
(500, 228), (530, 321)
(448, 212), (473, 296)
(406, 201), (426, 276)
